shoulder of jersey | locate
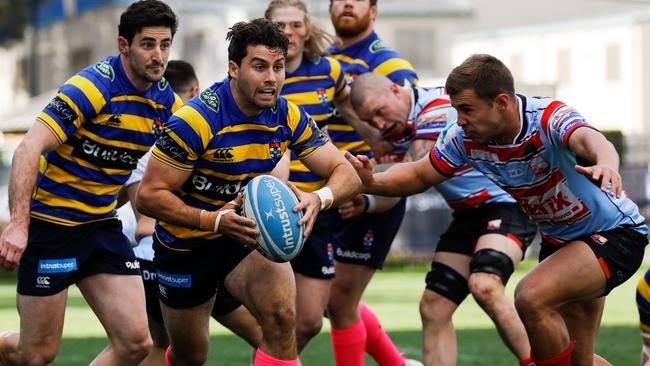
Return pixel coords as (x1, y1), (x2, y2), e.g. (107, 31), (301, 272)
(194, 82), (225, 116)
(81, 56), (117, 90)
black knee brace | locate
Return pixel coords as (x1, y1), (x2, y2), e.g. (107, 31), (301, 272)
(425, 262), (469, 305)
(469, 249), (515, 285)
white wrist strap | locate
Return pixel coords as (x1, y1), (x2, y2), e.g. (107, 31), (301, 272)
(314, 187), (334, 210)
(214, 209), (235, 232)
(364, 194), (377, 213)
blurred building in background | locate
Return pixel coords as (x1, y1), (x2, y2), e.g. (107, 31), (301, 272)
(1, 0), (649, 255)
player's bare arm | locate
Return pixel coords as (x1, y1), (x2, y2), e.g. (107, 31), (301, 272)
(569, 127), (622, 197)
(136, 157), (259, 247)
(345, 151), (448, 197)
(0, 122), (60, 270)
(297, 141), (361, 235)
(404, 138), (436, 162)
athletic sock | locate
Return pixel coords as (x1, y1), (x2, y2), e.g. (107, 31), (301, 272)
(533, 341), (574, 366)
(253, 348), (298, 366)
(519, 356), (536, 366)
(165, 346), (173, 366)
(330, 319), (367, 366)
(359, 302), (404, 366)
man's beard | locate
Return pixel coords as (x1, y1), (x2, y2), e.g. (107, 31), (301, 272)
(333, 13), (372, 38)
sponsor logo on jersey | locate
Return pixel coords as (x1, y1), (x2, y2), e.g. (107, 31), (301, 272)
(213, 147), (234, 162)
(186, 174), (243, 201)
(199, 88), (220, 113)
(142, 268), (157, 281)
(369, 39), (390, 53)
(269, 141), (283, 163)
(158, 78), (168, 91)
(93, 60), (115, 81)
(125, 260), (140, 270)
(36, 276), (51, 288)
(105, 114), (122, 127)
(516, 180), (590, 226)
(158, 284), (168, 298)
(591, 234), (608, 245)
(156, 131), (189, 162)
(45, 96), (78, 127)
(327, 243), (334, 262)
(157, 271), (192, 288)
(72, 136), (142, 170)
(37, 258), (77, 273)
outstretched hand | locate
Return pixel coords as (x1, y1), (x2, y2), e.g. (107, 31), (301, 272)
(575, 164), (622, 198)
(344, 151), (374, 187)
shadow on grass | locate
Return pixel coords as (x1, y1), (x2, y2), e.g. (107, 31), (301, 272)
(45, 325), (640, 365)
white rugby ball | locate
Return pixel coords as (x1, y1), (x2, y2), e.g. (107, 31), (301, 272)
(241, 175), (305, 262)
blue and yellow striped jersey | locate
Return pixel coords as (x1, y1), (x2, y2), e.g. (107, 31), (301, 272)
(151, 79), (329, 248)
(328, 31), (418, 157)
(32, 55), (182, 226)
(282, 55), (345, 192)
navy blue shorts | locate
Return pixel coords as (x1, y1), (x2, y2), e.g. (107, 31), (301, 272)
(540, 226), (648, 295)
(436, 203), (537, 257)
(153, 234), (252, 309)
(291, 210), (335, 279)
(332, 197), (406, 269)
(140, 256), (242, 322)
(17, 218), (139, 296)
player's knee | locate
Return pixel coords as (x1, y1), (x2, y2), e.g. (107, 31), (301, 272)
(296, 316), (323, 342)
(424, 262), (469, 307)
(469, 249), (514, 286)
(113, 328), (153, 361)
(514, 280), (545, 322)
(21, 353), (57, 366)
(468, 272), (503, 306)
(20, 336), (61, 365)
(261, 300), (296, 334)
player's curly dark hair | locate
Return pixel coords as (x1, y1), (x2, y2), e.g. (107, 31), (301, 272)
(118, 0), (178, 44)
(226, 18), (289, 67)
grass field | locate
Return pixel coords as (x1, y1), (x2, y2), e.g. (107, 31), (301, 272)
(0, 261), (645, 365)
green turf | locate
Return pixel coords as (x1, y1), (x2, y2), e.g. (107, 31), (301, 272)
(0, 262), (645, 365)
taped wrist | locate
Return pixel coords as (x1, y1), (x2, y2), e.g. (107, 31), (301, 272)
(199, 209), (235, 232)
(314, 187), (334, 210)
(363, 194), (377, 213)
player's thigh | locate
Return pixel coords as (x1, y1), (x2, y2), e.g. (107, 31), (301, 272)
(225, 250), (295, 318)
(77, 273), (149, 341)
(518, 241), (607, 306)
(475, 234), (523, 268)
(329, 261), (375, 303)
(16, 290), (68, 351)
(160, 297), (215, 353)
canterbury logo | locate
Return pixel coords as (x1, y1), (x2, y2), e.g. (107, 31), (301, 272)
(36, 276), (50, 286)
(213, 148), (234, 161)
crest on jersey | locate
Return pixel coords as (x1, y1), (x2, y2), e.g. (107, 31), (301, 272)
(152, 120), (164, 136)
(591, 234), (608, 245)
(93, 60), (115, 81)
(369, 40), (390, 53)
(316, 89), (328, 105)
(199, 88), (220, 113)
(269, 140), (283, 163)
(487, 219), (502, 230)
(158, 78), (169, 91)
(529, 155), (550, 176)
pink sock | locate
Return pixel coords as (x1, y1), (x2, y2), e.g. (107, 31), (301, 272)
(165, 346), (173, 366)
(359, 302), (404, 366)
(330, 319), (367, 366)
(253, 348), (298, 366)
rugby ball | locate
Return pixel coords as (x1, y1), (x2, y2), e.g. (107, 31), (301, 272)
(242, 175), (305, 262)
